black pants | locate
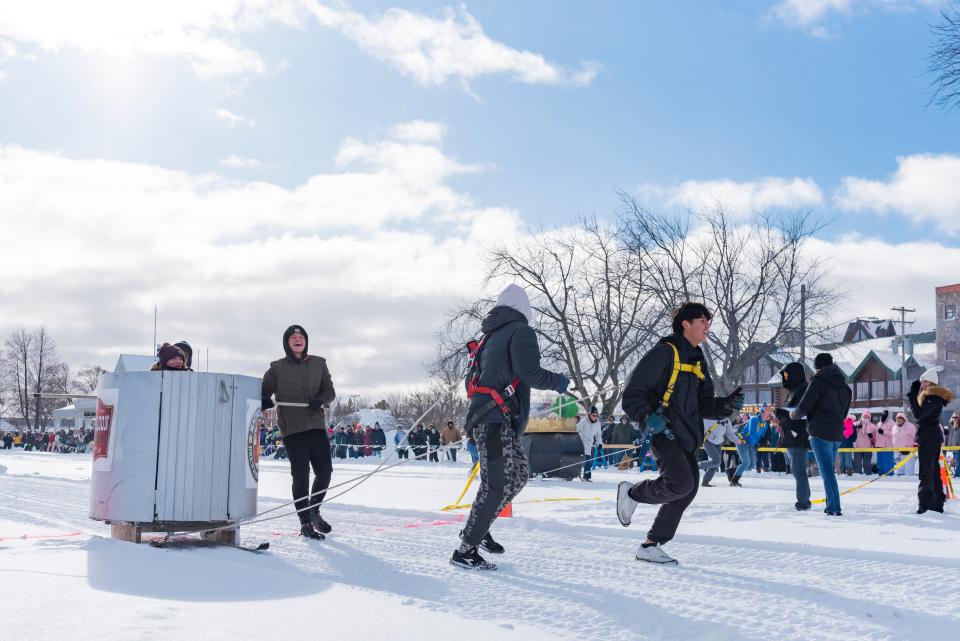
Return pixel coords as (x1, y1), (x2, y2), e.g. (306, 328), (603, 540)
(461, 423), (528, 547)
(627, 435), (699, 544)
(397, 446), (409, 459)
(917, 440), (945, 512)
(429, 447), (440, 462)
(285, 429), (333, 524)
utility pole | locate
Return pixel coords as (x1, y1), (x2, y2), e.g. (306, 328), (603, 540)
(153, 305), (158, 357)
(890, 305), (916, 408)
(800, 284), (807, 364)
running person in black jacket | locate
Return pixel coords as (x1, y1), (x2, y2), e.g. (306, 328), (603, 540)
(615, 303), (743, 564)
(451, 284), (569, 570)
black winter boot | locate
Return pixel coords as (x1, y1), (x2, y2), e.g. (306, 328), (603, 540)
(450, 546), (497, 570)
(310, 509), (332, 534)
(480, 531), (504, 554)
(730, 475), (742, 487)
(299, 521), (325, 540)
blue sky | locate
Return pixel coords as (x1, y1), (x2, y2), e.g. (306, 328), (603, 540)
(1, 1), (958, 391)
(2, 1), (954, 238)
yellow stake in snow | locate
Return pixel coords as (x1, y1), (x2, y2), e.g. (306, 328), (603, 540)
(441, 462), (480, 511)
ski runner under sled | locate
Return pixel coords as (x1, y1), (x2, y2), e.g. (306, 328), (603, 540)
(450, 284), (569, 570)
(616, 303), (743, 564)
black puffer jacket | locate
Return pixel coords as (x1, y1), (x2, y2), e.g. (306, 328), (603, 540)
(776, 362), (809, 449)
(621, 334), (728, 453)
(465, 306), (565, 434)
(791, 363), (851, 442)
(909, 383), (956, 443)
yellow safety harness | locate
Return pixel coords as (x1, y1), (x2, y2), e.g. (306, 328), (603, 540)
(661, 342), (705, 409)
(703, 421), (721, 440)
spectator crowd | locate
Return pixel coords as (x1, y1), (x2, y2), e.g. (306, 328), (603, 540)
(1, 427), (94, 453)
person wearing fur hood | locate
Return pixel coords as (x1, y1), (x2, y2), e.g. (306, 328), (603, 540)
(892, 412), (918, 477)
(908, 368), (956, 514)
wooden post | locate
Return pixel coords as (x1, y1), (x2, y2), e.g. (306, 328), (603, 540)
(111, 522), (142, 543)
(202, 526), (238, 545)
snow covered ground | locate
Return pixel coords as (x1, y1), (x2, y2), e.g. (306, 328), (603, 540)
(1, 449), (956, 641)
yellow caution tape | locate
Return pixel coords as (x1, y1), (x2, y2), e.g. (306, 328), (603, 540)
(442, 497), (603, 511)
(810, 451), (916, 504)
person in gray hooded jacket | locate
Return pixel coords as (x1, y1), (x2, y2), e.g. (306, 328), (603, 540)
(451, 284), (569, 570)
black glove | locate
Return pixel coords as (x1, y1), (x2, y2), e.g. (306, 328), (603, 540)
(308, 399), (323, 413)
(554, 374), (570, 394)
(774, 408), (790, 423)
(909, 380), (921, 397)
(721, 387), (744, 415)
(261, 397), (275, 411)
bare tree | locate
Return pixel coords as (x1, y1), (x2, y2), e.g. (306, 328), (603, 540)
(73, 365), (107, 394)
(330, 395), (370, 423)
(0, 327), (69, 429)
(2, 329), (34, 428)
(435, 217), (664, 415)
(928, 3), (960, 111)
(31, 328), (68, 428)
(620, 196), (839, 392)
(383, 384), (468, 429)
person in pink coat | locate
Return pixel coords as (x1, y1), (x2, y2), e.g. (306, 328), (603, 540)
(853, 411), (877, 475)
(874, 410), (896, 475)
(892, 412), (918, 476)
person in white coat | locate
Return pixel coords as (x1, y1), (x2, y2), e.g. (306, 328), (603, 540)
(577, 406), (603, 481)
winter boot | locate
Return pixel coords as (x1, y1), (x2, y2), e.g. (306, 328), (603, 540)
(634, 543), (678, 565)
(450, 546), (497, 570)
(701, 479), (713, 487)
(310, 509), (333, 534)
(616, 481), (639, 527)
(299, 521), (325, 540)
(729, 475), (742, 487)
(725, 468), (735, 483)
(480, 531), (505, 555)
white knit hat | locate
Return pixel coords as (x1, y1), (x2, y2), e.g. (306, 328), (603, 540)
(920, 367), (939, 385)
(494, 284), (532, 322)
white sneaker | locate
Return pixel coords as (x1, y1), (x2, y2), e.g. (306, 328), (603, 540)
(635, 543), (678, 564)
(616, 481), (638, 527)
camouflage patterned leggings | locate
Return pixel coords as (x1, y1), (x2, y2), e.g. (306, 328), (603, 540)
(461, 422), (528, 547)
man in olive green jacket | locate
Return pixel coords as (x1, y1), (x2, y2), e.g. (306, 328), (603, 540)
(262, 324), (336, 539)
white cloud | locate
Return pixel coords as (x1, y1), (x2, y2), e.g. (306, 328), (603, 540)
(769, 0), (938, 36)
(0, 124), (520, 396)
(806, 233), (960, 332)
(220, 154), (268, 168)
(308, 4), (599, 87)
(771, 0), (853, 26)
(834, 153), (960, 234)
(0, 2), (598, 89)
(0, 1), (307, 78)
(389, 120), (446, 143)
(216, 108), (255, 126)
(638, 176), (824, 217)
